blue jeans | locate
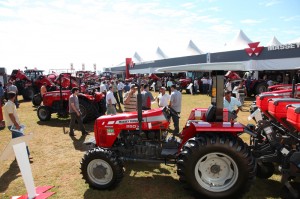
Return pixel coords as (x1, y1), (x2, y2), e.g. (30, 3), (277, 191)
(8, 126), (30, 156)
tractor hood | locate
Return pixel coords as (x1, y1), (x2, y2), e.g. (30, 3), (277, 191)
(97, 108), (167, 124)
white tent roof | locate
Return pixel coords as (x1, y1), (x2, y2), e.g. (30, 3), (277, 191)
(130, 67), (162, 74)
(225, 30), (252, 51)
(156, 47), (168, 59)
(133, 52), (144, 63)
(156, 58), (300, 72)
(187, 40), (203, 55)
(267, 36), (281, 46)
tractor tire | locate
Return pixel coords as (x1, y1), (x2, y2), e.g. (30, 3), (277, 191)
(79, 99), (97, 123)
(22, 87), (35, 101)
(32, 94), (42, 106)
(256, 162), (275, 179)
(177, 134), (256, 199)
(37, 106), (51, 121)
(254, 82), (268, 96)
(80, 147), (124, 190)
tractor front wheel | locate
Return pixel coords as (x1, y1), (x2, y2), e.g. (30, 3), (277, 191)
(22, 87), (35, 101)
(79, 99), (97, 123)
(254, 82), (268, 95)
(32, 94), (42, 106)
(177, 134), (256, 199)
(37, 105), (51, 121)
(81, 147), (124, 189)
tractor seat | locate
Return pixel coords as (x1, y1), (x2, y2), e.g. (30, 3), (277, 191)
(205, 105), (216, 122)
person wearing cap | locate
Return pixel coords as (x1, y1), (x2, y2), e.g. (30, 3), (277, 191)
(157, 87), (170, 107)
(7, 81), (19, 108)
(68, 87), (89, 136)
(106, 85), (117, 115)
(3, 91), (30, 157)
(224, 91), (242, 121)
(123, 85), (137, 112)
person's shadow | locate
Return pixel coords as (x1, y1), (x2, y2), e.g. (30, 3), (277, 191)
(70, 135), (89, 152)
(0, 159), (20, 193)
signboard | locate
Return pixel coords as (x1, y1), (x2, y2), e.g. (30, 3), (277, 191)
(268, 42), (300, 51)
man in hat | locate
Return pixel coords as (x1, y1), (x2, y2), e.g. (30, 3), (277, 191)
(123, 85), (137, 112)
(157, 87), (170, 107)
(3, 91), (30, 156)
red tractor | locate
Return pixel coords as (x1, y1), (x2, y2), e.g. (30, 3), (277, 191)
(37, 73), (106, 123)
(9, 69), (56, 100)
(178, 71), (205, 93)
(80, 67), (256, 199)
(248, 75), (300, 198)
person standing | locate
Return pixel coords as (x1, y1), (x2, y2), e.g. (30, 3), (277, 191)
(100, 81), (107, 93)
(68, 87), (88, 136)
(40, 82), (47, 98)
(123, 85), (137, 112)
(169, 85), (182, 135)
(3, 91), (30, 156)
(141, 84), (155, 110)
(157, 87), (170, 107)
(7, 81), (19, 108)
(167, 78), (173, 95)
(106, 86), (117, 115)
(117, 80), (124, 104)
(111, 81), (120, 109)
(0, 82), (4, 104)
(123, 82), (130, 92)
(225, 79), (232, 93)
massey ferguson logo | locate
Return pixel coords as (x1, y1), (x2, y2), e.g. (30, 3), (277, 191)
(245, 42), (264, 56)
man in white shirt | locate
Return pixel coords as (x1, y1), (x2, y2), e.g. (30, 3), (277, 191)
(223, 91), (242, 121)
(106, 85), (117, 115)
(100, 81), (107, 93)
(157, 87), (170, 107)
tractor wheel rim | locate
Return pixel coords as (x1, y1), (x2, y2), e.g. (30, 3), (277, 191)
(195, 152), (238, 192)
(87, 159), (113, 185)
(39, 108), (47, 119)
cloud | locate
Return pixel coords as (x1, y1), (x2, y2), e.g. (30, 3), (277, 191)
(259, 0), (281, 7)
(280, 15), (300, 22)
(240, 19), (262, 25)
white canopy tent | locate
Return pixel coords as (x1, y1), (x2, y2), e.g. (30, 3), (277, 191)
(155, 58), (300, 73)
(224, 30), (252, 51)
(130, 67), (163, 74)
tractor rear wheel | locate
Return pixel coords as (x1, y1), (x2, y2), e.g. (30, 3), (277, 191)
(254, 82), (268, 95)
(177, 134), (256, 199)
(81, 147), (124, 189)
(37, 105), (51, 121)
(79, 99), (97, 123)
(22, 87), (35, 101)
(32, 94), (42, 106)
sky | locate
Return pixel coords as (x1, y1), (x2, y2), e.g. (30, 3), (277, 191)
(0, 0), (300, 74)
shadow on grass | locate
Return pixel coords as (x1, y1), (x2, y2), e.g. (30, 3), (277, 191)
(82, 173), (195, 199)
(36, 119), (94, 132)
(0, 160), (20, 193)
(81, 161), (299, 199)
(70, 135), (88, 152)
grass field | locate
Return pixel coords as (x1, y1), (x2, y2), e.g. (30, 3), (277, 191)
(0, 92), (288, 199)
